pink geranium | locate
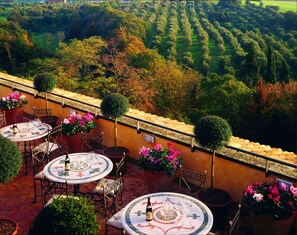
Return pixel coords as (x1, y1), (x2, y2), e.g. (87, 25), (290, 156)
(138, 142), (183, 175)
(62, 112), (96, 135)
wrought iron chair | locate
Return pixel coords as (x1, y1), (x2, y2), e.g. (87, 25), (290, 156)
(0, 111), (6, 128)
(33, 107), (57, 127)
(43, 179), (69, 207)
(105, 208), (126, 235)
(89, 155), (125, 217)
(32, 123), (63, 163)
(178, 167), (207, 197)
(80, 132), (104, 153)
(228, 204), (241, 235)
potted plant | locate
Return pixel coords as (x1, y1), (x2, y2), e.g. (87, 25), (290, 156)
(242, 181), (297, 235)
(34, 72), (57, 126)
(101, 93), (130, 157)
(0, 135), (22, 234)
(28, 196), (100, 235)
(194, 115), (232, 229)
(0, 92), (28, 125)
(62, 112), (96, 153)
(138, 142), (183, 193)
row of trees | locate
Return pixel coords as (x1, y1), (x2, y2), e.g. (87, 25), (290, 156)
(0, 2), (296, 152)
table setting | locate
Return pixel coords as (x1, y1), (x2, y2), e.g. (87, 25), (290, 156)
(121, 192), (213, 235)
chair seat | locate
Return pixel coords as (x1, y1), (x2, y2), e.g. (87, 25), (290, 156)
(34, 141), (59, 154)
(34, 171), (45, 180)
(92, 178), (119, 196)
(45, 194), (79, 207)
(106, 209), (124, 229)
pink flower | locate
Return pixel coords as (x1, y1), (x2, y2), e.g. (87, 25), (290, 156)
(253, 193), (263, 202)
(139, 147), (150, 156)
(153, 144), (163, 151)
(290, 186), (297, 197)
(85, 112), (93, 121)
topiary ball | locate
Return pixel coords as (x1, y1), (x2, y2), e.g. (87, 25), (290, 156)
(194, 115), (232, 151)
(28, 196), (100, 235)
(34, 73), (57, 93)
(0, 136), (22, 184)
(101, 93), (130, 119)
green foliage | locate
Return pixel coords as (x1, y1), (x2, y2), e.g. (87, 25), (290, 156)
(0, 136), (22, 184)
(101, 93), (130, 120)
(28, 196), (100, 235)
(266, 44), (276, 84)
(34, 72), (56, 93)
(194, 115), (232, 152)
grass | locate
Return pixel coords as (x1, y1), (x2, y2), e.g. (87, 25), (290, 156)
(251, 0), (297, 12)
(211, 0), (296, 12)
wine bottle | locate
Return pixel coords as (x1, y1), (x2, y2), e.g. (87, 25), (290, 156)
(146, 196), (153, 221)
(12, 121), (18, 134)
(65, 153), (70, 172)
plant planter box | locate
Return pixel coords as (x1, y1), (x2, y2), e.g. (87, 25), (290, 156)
(103, 146), (128, 175)
(197, 188), (232, 230)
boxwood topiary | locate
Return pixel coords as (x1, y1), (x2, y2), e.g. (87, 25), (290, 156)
(194, 115), (232, 189)
(28, 196), (100, 235)
(101, 93), (130, 149)
(0, 136), (22, 184)
(34, 73), (57, 111)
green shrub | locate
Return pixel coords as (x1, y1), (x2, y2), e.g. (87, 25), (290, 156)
(101, 93), (130, 119)
(194, 115), (232, 151)
(34, 72), (56, 93)
(0, 136), (22, 184)
(28, 196), (100, 235)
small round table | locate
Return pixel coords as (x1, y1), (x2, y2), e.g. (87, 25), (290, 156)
(0, 122), (52, 174)
(43, 152), (113, 194)
(121, 192), (213, 235)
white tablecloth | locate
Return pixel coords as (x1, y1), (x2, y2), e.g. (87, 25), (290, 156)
(121, 192), (213, 235)
(43, 152), (113, 185)
(0, 122), (51, 142)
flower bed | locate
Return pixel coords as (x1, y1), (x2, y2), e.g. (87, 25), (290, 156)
(242, 181), (297, 220)
(0, 92), (28, 110)
(138, 142), (182, 175)
(62, 112), (96, 135)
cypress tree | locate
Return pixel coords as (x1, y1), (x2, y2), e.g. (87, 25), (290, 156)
(279, 58), (290, 84)
(266, 45), (276, 84)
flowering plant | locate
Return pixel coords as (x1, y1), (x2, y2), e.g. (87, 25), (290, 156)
(62, 112), (96, 135)
(0, 92), (28, 110)
(242, 181), (297, 220)
(138, 142), (182, 175)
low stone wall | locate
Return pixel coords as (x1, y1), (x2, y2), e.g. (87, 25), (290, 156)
(0, 72), (296, 202)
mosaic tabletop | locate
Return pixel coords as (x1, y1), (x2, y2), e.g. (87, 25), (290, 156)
(43, 152), (113, 185)
(121, 192), (213, 235)
(0, 121), (51, 142)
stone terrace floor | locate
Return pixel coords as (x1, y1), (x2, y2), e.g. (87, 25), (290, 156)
(0, 123), (296, 234)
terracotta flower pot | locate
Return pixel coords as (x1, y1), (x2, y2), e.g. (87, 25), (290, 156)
(197, 188), (232, 230)
(65, 133), (84, 153)
(2, 106), (25, 125)
(249, 210), (297, 235)
(144, 170), (175, 193)
(0, 218), (18, 235)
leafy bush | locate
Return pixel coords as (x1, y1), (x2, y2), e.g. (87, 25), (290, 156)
(28, 196), (100, 235)
(34, 72), (56, 93)
(194, 115), (232, 151)
(101, 93), (130, 119)
(0, 136), (22, 184)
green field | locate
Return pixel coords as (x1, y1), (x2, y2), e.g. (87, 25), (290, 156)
(251, 0), (297, 12)
(211, 0), (296, 12)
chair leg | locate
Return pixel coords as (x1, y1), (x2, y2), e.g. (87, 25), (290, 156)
(33, 179), (37, 203)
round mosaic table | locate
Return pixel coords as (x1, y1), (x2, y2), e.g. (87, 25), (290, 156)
(43, 152), (113, 185)
(121, 192), (213, 235)
(0, 121), (51, 142)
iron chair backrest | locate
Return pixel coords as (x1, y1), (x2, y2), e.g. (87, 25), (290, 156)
(178, 167), (207, 196)
(46, 123), (63, 157)
(229, 204), (241, 235)
(103, 155), (126, 217)
(31, 144), (48, 175)
(81, 132), (104, 153)
(0, 111), (6, 128)
(34, 107), (53, 118)
(43, 179), (69, 207)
